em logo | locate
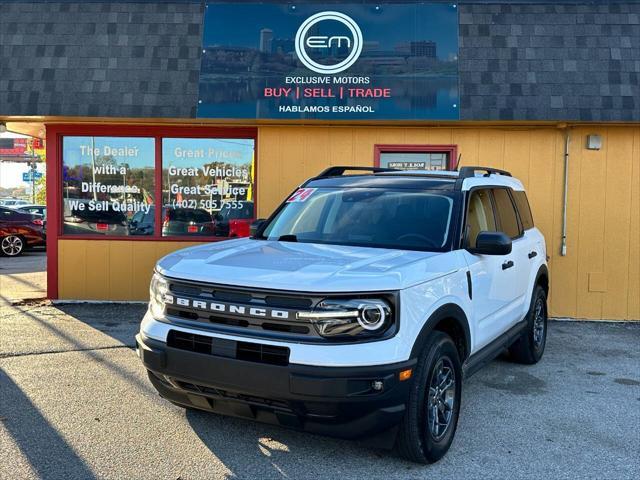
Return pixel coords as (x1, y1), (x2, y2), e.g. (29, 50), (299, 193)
(294, 11), (363, 75)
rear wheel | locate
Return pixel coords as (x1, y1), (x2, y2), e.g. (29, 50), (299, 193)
(396, 331), (462, 463)
(1, 235), (24, 256)
(508, 285), (547, 364)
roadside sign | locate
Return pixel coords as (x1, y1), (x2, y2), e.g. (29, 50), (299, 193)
(23, 171), (43, 182)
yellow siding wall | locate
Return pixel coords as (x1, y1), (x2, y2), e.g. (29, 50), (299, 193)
(257, 125), (640, 321)
(58, 125), (639, 320)
(58, 240), (203, 301)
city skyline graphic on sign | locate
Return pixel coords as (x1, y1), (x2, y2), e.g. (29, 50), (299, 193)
(198, 2), (459, 120)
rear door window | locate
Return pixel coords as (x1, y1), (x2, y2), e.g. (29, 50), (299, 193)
(512, 191), (534, 230)
(492, 188), (522, 239)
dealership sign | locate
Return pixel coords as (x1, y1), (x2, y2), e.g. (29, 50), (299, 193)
(197, 2), (459, 120)
(295, 11), (363, 74)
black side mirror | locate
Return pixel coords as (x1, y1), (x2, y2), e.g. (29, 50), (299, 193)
(467, 231), (512, 255)
(250, 218), (267, 237)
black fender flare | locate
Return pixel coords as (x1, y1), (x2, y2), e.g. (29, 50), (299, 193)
(534, 264), (550, 296)
(409, 303), (472, 361)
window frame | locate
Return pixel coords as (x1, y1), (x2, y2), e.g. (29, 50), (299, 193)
(50, 124), (258, 242)
(374, 144), (458, 171)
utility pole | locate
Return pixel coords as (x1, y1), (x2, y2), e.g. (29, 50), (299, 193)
(28, 161), (37, 203)
(26, 139), (39, 204)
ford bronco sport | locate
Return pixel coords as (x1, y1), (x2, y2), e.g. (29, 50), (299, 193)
(136, 166), (549, 463)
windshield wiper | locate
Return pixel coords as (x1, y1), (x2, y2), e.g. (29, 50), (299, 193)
(278, 234), (298, 242)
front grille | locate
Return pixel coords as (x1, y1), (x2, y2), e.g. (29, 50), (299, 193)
(167, 329), (213, 354)
(164, 278), (321, 339)
(161, 277), (396, 343)
(167, 330), (290, 366)
(175, 381), (293, 412)
(236, 342), (290, 366)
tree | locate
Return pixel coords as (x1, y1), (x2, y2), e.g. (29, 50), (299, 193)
(34, 174), (46, 205)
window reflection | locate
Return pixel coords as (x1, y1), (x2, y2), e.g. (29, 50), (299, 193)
(162, 138), (256, 237)
(62, 136), (155, 236)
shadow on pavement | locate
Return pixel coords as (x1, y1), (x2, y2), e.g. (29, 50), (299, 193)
(0, 368), (97, 480)
(0, 251), (47, 302)
(184, 408), (406, 479)
(55, 303), (146, 346)
(14, 306), (158, 397)
(0, 250), (46, 274)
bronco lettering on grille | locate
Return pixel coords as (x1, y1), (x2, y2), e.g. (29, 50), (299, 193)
(165, 295), (290, 320)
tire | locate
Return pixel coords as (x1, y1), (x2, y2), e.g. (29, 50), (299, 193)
(508, 285), (547, 364)
(396, 331), (462, 464)
(1, 235), (25, 256)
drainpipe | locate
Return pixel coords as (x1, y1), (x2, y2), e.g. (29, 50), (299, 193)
(560, 128), (571, 256)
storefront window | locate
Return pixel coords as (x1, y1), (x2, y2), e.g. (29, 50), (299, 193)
(379, 152), (449, 170)
(62, 136), (155, 236)
(376, 145), (457, 171)
(162, 138), (255, 237)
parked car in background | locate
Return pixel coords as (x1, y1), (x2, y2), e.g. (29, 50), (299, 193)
(0, 206), (45, 256)
(162, 207), (215, 236)
(15, 205), (47, 231)
(213, 201), (254, 237)
(128, 206), (157, 236)
(63, 200), (128, 236)
(15, 204), (46, 219)
(0, 198), (30, 208)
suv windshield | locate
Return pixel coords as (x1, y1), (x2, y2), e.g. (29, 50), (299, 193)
(261, 188), (455, 251)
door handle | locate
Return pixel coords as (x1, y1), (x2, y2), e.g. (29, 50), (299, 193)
(502, 260), (514, 270)
(528, 251), (537, 259)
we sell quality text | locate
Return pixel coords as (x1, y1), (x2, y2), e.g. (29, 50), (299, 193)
(67, 198), (151, 214)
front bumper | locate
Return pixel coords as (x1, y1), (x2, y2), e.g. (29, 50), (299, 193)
(136, 332), (416, 441)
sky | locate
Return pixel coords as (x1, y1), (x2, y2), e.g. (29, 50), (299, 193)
(0, 132), (45, 190)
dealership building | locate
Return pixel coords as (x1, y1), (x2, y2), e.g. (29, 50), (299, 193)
(0, 0), (638, 321)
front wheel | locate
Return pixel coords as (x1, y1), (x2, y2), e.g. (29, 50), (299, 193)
(508, 285), (547, 364)
(396, 331), (462, 463)
(1, 235), (25, 256)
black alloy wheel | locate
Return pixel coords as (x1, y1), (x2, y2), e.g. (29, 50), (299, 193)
(427, 356), (456, 441)
(509, 285), (548, 364)
(396, 331), (462, 463)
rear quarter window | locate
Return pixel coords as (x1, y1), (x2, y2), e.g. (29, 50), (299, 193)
(512, 191), (534, 230)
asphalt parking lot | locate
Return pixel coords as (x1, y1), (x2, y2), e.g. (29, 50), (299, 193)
(0, 250), (47, 304)
(1, 257), (639, 479)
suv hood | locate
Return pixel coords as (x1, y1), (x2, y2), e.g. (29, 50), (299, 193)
(156, 238), (461, 292)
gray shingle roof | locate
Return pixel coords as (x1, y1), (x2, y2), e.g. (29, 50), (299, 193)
(459, 2), (640, 121)
(0, 1), (202, 118)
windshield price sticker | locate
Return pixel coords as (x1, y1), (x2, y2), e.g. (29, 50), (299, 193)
(287, 188), (317, 203)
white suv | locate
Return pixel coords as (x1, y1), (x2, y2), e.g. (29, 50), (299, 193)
(137, 166), (549, 463)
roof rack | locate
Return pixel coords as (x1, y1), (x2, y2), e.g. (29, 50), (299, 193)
(315, 166), (399, 178)
(457, 166), (512, 179)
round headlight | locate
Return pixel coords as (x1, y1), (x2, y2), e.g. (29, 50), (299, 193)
(358, 303), (387, 330)
(149, 272), (169, 318)
(298, 298), (393, 337)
